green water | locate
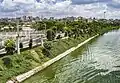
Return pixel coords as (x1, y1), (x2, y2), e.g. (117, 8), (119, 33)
(23, 30), (120, 83)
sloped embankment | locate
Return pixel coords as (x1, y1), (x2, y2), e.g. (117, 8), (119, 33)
(1, 35), (94, 83)
(0, 47), (50, 83)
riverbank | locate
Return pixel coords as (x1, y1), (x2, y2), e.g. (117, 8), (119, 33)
(0, 34), (90, 83)
(6, 34), (99, 83)
(0, 26), (119, 83)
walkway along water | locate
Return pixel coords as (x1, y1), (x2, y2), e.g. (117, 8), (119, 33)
(6, 34), (99, 83)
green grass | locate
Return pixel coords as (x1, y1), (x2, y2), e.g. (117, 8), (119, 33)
(0, 34), (96, 83)
(0, 48), (51, 83)
(49, 35), (90, 57)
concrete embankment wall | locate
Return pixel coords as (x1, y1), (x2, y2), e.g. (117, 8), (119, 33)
(6, 34), (99, 83)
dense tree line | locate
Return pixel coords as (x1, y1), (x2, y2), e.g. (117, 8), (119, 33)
(31, 19), (120, 40)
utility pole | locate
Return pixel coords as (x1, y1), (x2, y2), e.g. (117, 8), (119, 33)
(41, 22), (46, 47)
(41, 35), (44, 47)
(104, 12), (106, 19)
(65, 19), (68, 37)
(44, 23), (46, 36)
(16, 18), (20, 54)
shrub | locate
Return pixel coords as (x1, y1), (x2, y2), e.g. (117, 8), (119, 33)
(42, 48), (51, 57)
(43, 42), (52, 57)
(19, 42), (23, 48)
(46, 29), (55, 41)
(43, 42), (52, 50)
(2, 57), (12, 67)
(4, 39), (15, 54)
(29, 39), (33, 49)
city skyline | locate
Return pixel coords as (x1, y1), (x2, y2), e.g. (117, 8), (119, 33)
(0, 0), (120, 19)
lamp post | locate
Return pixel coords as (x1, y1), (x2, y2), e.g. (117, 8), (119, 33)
(16, 15), (20, 54)
(65, 19), (68, 37)
(104, 12), (106, 19)
(17, 20), (20, 54)
(44, 22), (46, 36)
(41, 22), (46, 47)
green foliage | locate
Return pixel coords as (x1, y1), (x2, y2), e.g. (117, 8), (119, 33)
(2, 57), (12, 68)
(20, 42), (23, 48)
(0, 48), (50, 83)
(43, 42), (52, 50)
(31, 19), (120, 39)
(31, 22), (45, 30)
(42, 48), (51, 57)
(4, 39), (16, 54)
(29, 39), (33, 49)
(43, 42), (52, 57)
(46, 29), (55, 41)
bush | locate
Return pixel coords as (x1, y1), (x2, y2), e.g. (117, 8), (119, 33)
(46, 29), (55, 41)
(4, 39), (15, 54)
(43, 42), (52, 57)
(2, 57), (12, 67)
(43, 42), (52, 50)
(29, 39), (33, 49)
(42, 48), (51, 57)
(20, 42), (23, 48)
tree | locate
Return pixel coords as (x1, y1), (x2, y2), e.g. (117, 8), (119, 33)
(55, 22), (65, 32)
(46, 29), (55, 41)
(4, 39), (16, 54)
(43, 42), (52, 50)
(43, 42), (52, 57)
(2, 57), (12, 67)
(29, 39), (33, 49)
(20, 42), (23, 48)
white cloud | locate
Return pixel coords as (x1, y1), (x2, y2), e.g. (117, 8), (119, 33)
(1, 0), (15, 7)
(48, 0), (72, 11)
(0, 0), (119, 19)
(112, 0), (120, 3)
(13, 0), (35, 4)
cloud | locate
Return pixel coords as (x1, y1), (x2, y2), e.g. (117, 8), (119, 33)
(0, 0), (3, 3)
(0, 0), (72, 17)
(0, 0), (120, 19)
(107, 2), (120, 9)
(107, 0), (120, 9)
(72, 0), (111, 5)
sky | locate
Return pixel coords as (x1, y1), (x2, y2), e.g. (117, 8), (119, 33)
(0, 0), (120, 19)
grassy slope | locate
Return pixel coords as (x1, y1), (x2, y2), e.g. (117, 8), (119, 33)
(50, 35), (89, 57)
(0, 35), (90, 83)
(0, 48), (50, 83)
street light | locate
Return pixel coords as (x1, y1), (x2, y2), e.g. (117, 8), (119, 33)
(17, 19), (20, 54)
(15, 14), (20, 54)
(104, 12), (106, 19)
(40, 21), (46, 47)
(44, 22), (46, 36)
